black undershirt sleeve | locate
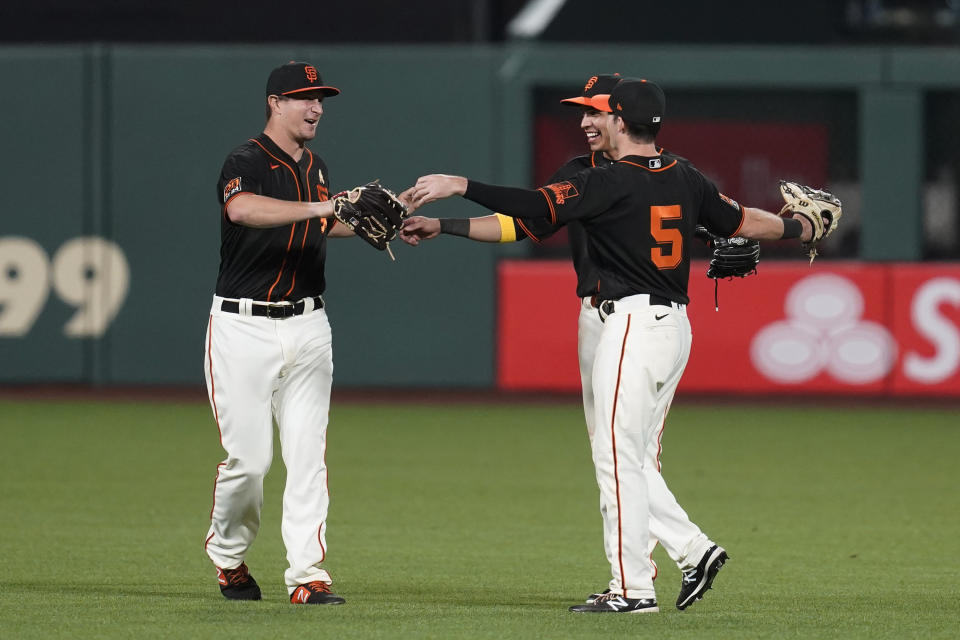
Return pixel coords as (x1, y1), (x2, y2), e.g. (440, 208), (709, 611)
(463, 180), (551, 218)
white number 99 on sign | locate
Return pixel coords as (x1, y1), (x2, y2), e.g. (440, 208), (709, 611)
(0, 236), (130, 338)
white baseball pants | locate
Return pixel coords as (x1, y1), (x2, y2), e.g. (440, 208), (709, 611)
(585, 295), (711, 599)
(203, 295), (334, 592)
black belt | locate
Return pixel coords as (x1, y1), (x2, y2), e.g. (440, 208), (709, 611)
(220, 296), (324, 319)
(592, 294), (675, 313)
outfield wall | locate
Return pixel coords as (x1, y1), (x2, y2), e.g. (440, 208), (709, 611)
(0, 44), (958, 390)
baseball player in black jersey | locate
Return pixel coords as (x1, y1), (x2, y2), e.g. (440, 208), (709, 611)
(401, 73), (732, 609)
(204, 62), (375, 606)
(408, 79), (820, 613)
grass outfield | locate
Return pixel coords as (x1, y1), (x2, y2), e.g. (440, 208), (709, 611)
(0, 399), (957, 639)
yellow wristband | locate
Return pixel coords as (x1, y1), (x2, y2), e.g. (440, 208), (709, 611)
(495, 214), (517, 243)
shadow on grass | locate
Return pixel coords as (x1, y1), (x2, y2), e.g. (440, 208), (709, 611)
(1, 581), (575, 612)
(1, 582), (200, 600)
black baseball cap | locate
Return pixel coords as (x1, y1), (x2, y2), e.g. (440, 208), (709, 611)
(608, 79), (665, 126)
(560, 73), (622, 112)
(266, 61), (340, 98)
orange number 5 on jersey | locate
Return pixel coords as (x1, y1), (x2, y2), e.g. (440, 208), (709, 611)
(650, 205), (682, 269)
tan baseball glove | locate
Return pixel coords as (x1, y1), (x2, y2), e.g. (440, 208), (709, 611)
(778, 180), (842, 263)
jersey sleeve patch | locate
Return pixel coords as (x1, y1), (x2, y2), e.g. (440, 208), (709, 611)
(719, 192), (741, 212)
(223, 177), (242, 204)
(544, 181), (580, 205)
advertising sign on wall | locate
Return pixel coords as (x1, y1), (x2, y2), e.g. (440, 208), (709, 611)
(497, 260), (960, 396)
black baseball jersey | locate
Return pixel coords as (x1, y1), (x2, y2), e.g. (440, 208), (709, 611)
(463, 153), (743, 305)
(512, 151), (611, 298)
(215, 133), (334, 301)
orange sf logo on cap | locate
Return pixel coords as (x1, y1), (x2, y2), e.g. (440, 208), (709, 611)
(305, 66), (318, 83)
(583, 76), (598, 91)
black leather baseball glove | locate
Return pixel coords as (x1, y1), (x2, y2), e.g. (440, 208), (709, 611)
(695, 225), (760, 279)
(332, 181), (408, 254)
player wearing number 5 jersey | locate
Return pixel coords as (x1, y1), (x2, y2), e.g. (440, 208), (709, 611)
(401, 74), (736, 610)
(409, 78), (823, 613)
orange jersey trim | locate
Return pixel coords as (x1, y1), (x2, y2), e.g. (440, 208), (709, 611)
(536, 187), (558, 225)
(250, 138), (303, 301)
(303, 152), (314, 193)
(283, 219), (312, 298)
(515, 218), (541, 243)
(304, 150), (314, 193)
(250, 138), (302, 195)
(266, 225), (297, 302)
(282, 152), (317, 298)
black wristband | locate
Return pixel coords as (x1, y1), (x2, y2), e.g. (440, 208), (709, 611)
(439, 218), (470, 238)
(781, 217), (803, 239)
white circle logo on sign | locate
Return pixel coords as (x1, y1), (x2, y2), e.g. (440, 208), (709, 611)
(751, 274), (897, 384)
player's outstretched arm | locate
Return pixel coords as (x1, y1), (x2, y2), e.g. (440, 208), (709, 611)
(411, 175), (552, 221)
(226, 193), (334, 228)
(400, 215), (508, 246)
(737, 207), (813, 242)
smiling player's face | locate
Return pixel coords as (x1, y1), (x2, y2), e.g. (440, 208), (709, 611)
(275, 93), (325, 144)
(580, 108), (615, 153)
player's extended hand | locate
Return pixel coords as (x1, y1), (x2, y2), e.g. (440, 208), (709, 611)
(398, 187), (419, 214)
(409, 174), (468, 209)
(399, 216), (441, 246)
(778, 180), (843, 263)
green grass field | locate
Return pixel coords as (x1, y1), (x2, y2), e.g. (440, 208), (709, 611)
(0, 398), (957, 639)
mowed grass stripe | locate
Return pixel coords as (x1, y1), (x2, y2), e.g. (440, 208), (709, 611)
(0, 401), (957, 639)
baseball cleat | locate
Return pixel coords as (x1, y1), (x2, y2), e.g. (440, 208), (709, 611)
(585, 588), (610, 604)
(569, 593), (659, 613)
(676, 544), (728, 610)
(217, 563), (262, 601)
(290, 581), (346, 605)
